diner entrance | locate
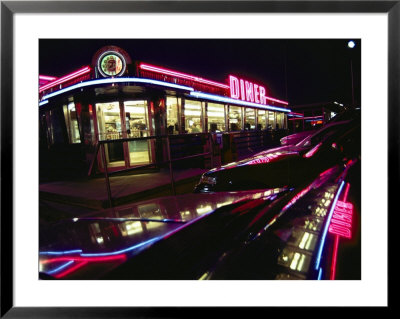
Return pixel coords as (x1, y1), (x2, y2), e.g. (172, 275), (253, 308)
(95, 100), (152, 169)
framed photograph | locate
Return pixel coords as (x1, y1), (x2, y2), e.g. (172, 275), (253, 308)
(1, 0), (396, 317)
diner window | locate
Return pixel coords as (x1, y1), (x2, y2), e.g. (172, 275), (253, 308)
(267, 111), (276, 130)
(124, 101), (149, 138)
(229, 105), (242, 131)
(245, 108), (256, 130)
(63, 102), (81, 144)
(96, 102), (124, 166)
(166, 96), (180, 134)
(257, 110), (267, 130)
(276, 112), (285, 130)
(96, 102), (122, 140)
(207, 103), (225, 132)
(184, 100), (203, 133)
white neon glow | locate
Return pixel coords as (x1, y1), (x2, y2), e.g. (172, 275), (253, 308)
(39, 100), (48, 107)
(41, 77), (194, 101)
(189, 91), (291, 113)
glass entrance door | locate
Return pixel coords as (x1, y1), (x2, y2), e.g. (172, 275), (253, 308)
(96, 102), (125, 167)
(124, 101), (151, 166)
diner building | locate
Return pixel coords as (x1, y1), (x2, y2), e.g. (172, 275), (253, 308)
(39, 45), (291, 179)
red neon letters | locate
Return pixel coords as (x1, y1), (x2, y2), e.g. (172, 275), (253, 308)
(230, 75), (268, 104)
(328, 200), (353, 239)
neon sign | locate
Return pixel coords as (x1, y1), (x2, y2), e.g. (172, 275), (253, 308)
(97, 51), (126, 77)
(328, 200), (353, 239)
(229, 75), (289, 106)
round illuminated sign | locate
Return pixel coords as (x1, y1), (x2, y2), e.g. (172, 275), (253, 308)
(97, 51), (126, 77)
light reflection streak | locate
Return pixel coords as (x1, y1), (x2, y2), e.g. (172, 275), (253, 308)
(314, 180), (345, 270)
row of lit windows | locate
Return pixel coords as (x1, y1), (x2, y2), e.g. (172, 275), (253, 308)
(40, 96), (288, 147)
(166, 96), (287, 134)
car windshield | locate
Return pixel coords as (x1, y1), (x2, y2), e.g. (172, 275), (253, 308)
(296, 122), (349, 148)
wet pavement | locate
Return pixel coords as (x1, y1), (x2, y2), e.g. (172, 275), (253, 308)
(39, 167), (208, 211)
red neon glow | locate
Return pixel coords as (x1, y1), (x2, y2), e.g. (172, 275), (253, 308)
(329, 183), (353, 280)
(319, 166), (337, 178)
(54, 261), (88, 279)
(39, 75), (58, 81)
(303, 142), (322, 158)
(343, 182), (351, 202)
(39, 66), (91, 93)
(330, 235), (340, 280)
(259, 86), (266, 104)
(245, 80), (254, 102)
(229, 76), (240, 99)
(42, 254), (127, 279)
(254, 84), (260, 104)
(40, 254), (127, 265)
(229, 74), (289, 106)
(329, 200), (353, 239)
(140, 63), (230, 89)
(281, 184), (313, 211)
(289, 116), (323, 121)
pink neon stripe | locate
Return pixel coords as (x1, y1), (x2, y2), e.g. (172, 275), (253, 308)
(289, 116), (322, 121)
(39, 75), (58, 81)
(54, 261), (88, 279)
(303, 142), (322, 158)
(330, 235), (340, 280)
(140, 63), (230, 89)
(141, 63), (289, 105)
(343, 183), (351, 202)
(40, 254), (127, 265)
(263, 96), (289, 105)
(39, 66), (91, 93)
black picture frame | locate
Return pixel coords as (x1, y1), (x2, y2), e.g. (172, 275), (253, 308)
(1, 1), (396, 317)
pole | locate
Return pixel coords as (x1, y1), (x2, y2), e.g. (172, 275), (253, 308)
(100, 143), (113, 209)
(350, 59), (355, 106)
(165, 135), (176, 195)
(209, 133), (214, 168)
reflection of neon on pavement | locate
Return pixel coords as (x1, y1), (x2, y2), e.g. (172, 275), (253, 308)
(303, 142), (322, 158)
(40, 203), (220, 278)
(314, 180), (345, 270)
(39, 249), (82, 255)
(41, 254), (127, 264)
(317, 267), (323, 280)
(46, 261), (74, 275)
(41, 254), (127, 278)
(329, 182), (352, 280)
(54, 261), (88, 279)
(330, 236), (340, 280)
(80, 237), (160, 257)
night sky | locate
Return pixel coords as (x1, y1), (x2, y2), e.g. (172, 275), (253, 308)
(39, 39), (361, 107)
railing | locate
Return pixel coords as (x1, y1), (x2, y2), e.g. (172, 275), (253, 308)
(88, 133), (214, 208)
(87, 129), (287, 208)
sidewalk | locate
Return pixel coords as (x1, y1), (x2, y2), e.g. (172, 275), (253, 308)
(39, 168), (208, 210)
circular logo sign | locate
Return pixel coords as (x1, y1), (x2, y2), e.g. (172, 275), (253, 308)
(97, 51), (126, 77)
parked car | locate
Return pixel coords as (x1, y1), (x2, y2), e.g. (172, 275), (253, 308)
(39, 190), (285, 279)
(280, 130), (315, 145)
(194, 117), (360, 193)
(39, 158), (359, 280)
